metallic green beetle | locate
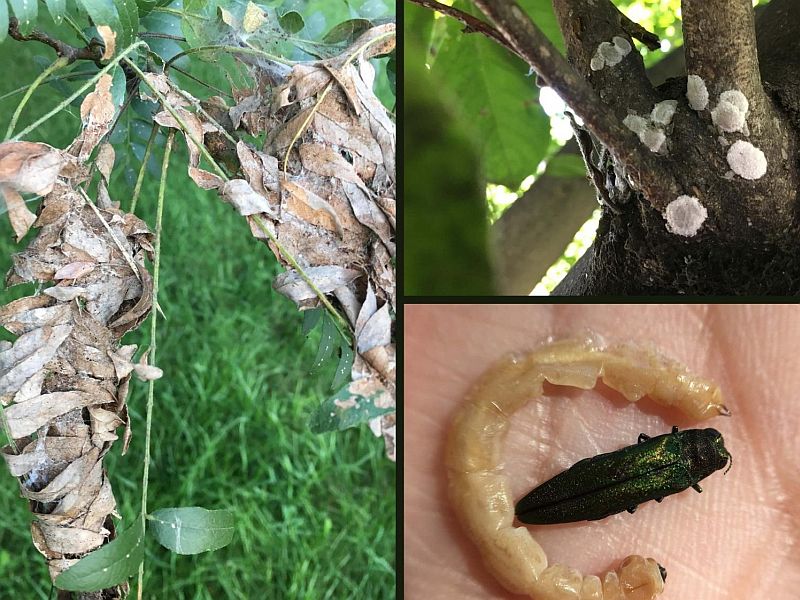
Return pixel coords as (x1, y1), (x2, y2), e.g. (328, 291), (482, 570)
(515, 427), (732, 525)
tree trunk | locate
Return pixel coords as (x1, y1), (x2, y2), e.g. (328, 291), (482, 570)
(546, 0), (800, 294)
(471, 0), (800, 295)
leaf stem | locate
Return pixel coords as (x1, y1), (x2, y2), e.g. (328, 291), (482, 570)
(124, 59), (229, 180)
(251, 215), (352, 343)
(0, 70), (97, 102)
(5, 56), (70, 139)
(130, 122), (160, 214)
(137, 129), (175, 600)
(11, 41), (146, 141)
(164, 44), (295, 71)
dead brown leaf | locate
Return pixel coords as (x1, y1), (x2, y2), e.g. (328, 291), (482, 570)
(282, 180), (343, 236)
(273, 266), (362, 305)
(97, 25), (117, 60)
(2, 186), (37, 241)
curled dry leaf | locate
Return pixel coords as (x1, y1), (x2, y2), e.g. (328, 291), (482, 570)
(70, 75), (116, 161)
(148, 24), (396, 458)
(96, 143), (116, 182)
(273, 266), (362, 305)
(0, 111), (154, 592)
(0, 141), (65, 196)
(0, 140), (66, 241)
(97, 25), (117, 61)
(243, 1), (267, 33)
(221, 179), (278, 217)
(2, 186), (37, 242)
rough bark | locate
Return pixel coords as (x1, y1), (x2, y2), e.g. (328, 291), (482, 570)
(550, 0), (800, 295)
(491, 46), (688, 293)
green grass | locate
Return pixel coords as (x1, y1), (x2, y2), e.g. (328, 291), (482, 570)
(0, 38), (394, 599)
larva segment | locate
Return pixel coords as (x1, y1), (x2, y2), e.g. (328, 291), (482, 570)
(445, 336), (724, 599)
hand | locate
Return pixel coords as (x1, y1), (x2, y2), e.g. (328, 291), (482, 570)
(405, 305), (800, 599)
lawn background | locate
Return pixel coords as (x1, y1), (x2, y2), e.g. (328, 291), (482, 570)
(0, 22), (395, 598)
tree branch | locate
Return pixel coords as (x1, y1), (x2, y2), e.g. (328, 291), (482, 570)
(491, 43), (693, 294)
(7, 17), (103, 63)
(552, 0), (658, 113)
(472, 0), (677, 205)
(405, 0), (521, 59)
(681, 0), (768, 118)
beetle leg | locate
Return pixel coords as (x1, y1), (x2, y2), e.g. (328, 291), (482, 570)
(627, 506), (637, 514)
(637, 433), (650, 443)
(657, 563), (667, 582)
(692, 483), (703, 493)
(655, 497), (664, 503)
(671, 425), (679, 434)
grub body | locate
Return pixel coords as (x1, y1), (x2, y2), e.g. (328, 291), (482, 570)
(445, 335), (728, 600)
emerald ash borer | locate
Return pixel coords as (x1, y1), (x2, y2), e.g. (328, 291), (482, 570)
(515, 427), (731, 525)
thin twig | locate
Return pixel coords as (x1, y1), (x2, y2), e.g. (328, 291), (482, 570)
(5, 56), (69, 139)
(0, 70), (98, 102)
(78, 188), (142, 282)
(11, 41), (146, 141)
(170, 63), (234, 99)
(164, 44), (295, 72)
(130, 123), (160, 213)
(251, 215), (352, 344)
(138, 32), (187, 42)
(125, 59), (228, 179)
(405, 0), (522, 58)
(136, 128), (175, 600)
(7, 17), (103, 63)
(618, 12), (661, 51)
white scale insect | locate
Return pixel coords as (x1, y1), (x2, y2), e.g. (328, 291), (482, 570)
(445, 334), (729, 600)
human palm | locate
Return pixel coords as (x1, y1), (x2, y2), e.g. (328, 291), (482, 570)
(405, 305), (800, 599)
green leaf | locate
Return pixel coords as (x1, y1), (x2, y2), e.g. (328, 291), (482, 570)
(182, 0), (227, 50)
(77, 0), (117, 28)
(309, 382), (394, 434)
(140, 9), (183, 62)
(405, 36), (494, 295)
(114, 0), (140, 53)
(55, 519), (144, 592)
(110, 65), (126, 116)
(302, 307), (322, 335)
(8, 0), (38, 34)
(386, 51), (395, 96)
(431, 1), (550, 188)
(135, 0), (170, 18)
(332, 344), (354, 390)
(322, 18), (372, 45)
(148, 507), (235, 555)
(278, 10), (304, 34)
(546, 154), (588, 178)
(0, 0), (8, 43)
(311, 311), (338, 371)
(44, 0), (67, 24)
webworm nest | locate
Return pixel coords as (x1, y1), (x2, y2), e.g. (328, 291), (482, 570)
(446, 335), (728, 600)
